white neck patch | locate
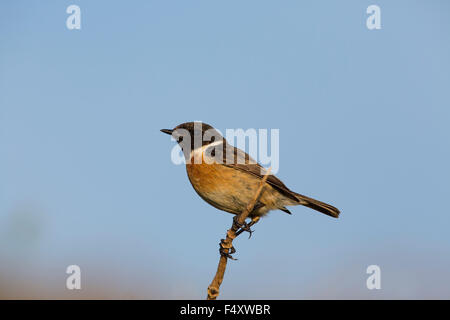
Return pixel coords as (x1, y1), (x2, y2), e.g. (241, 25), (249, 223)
(189, 140), (224, 162)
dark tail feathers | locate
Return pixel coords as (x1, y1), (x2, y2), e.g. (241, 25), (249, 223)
(294, 193), (340, 218)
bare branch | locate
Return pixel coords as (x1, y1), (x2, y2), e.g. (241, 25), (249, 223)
(206, 168), (272, 300)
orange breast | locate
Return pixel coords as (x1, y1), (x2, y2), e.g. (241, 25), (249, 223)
(185, 159), (279, 215)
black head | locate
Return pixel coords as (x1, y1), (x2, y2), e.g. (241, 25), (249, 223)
(161, 122), (225, 156)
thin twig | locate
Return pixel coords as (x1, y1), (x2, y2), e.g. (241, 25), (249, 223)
(206, 168), (272, 300)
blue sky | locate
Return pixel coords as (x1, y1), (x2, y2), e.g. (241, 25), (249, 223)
(1, 0), (450, 298)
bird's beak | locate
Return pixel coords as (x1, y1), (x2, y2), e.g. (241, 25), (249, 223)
(160, 129), (173, 135)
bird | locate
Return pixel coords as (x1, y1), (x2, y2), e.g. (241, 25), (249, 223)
(161, 122), (340, 235)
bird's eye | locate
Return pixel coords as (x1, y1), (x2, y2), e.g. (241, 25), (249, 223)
(177, 136), (183, 143)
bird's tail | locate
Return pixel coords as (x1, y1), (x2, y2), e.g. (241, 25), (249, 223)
(293, 192), (340, 218)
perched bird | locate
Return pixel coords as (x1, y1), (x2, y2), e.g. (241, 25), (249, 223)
(161, 122), (340, 233)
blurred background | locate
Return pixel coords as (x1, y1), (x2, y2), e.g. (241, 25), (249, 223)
(1, 0), (449, 299)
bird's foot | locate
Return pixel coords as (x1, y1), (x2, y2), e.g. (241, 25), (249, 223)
(219, 239), (237, 260)
(233, 216), (254, 239)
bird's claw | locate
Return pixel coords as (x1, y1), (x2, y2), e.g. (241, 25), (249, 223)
(233, 216), (254, 239)
(219, 239), (237, 260)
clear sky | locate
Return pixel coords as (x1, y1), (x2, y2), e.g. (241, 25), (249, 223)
(1, 0), (450, 298)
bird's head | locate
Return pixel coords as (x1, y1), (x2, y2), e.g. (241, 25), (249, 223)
(161, 122), (225, 159)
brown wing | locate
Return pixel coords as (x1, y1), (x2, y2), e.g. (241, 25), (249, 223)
(218, 144), (300, 203)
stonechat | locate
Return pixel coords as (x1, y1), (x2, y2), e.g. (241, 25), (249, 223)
(161, 122), (340, 233)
